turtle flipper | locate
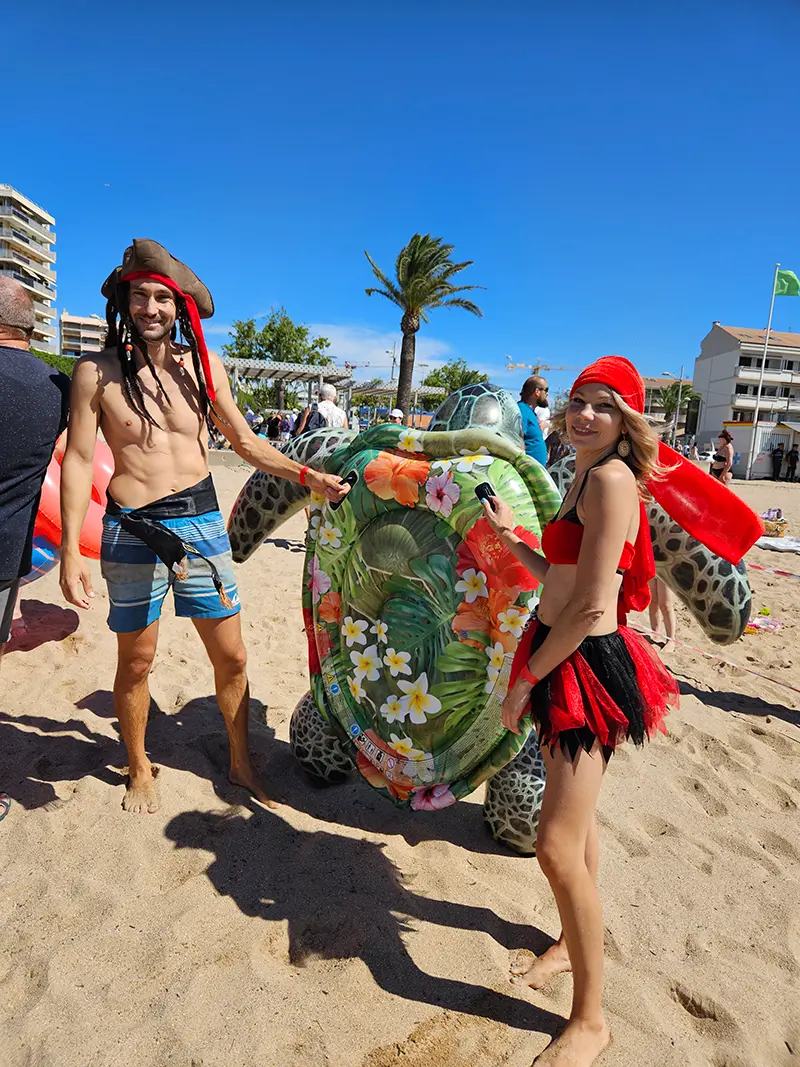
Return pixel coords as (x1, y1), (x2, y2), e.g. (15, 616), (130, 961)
(228, 427), (357, 562)
(289, 691), (353, 784)
(483, 732), (547, 855)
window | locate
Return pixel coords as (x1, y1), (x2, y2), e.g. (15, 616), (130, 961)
(739, 356), (752, 367)
(735, 384), (749, 394)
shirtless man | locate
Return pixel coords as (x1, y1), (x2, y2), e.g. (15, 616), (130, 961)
(60, 239), (347, 813)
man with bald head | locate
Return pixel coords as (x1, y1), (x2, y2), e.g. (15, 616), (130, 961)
(0, 277), (70, 657)
(518, 374), (548, 465)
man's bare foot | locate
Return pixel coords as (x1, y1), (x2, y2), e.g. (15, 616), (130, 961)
(511, 943), (572, 989)
(230, 764), (279, 809)
(533, 1019), (611, 1066)
(123, 765), (160, 814)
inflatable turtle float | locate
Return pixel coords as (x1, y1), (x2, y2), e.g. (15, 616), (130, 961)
(228, 384), (754, 855)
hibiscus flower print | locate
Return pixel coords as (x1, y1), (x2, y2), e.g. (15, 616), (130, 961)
(318, 591), (342, 625)
(355, 752), (414, 801)
(341, 616), (368, 647)
(410, 783), (457, 811)
(456, 516), (541, 593)
(370, 619), (389, 643)
(350, 644), (382, 682)
(425, 471), (460, 517)
(364, 451), (430, 507)
(455, 567), (488, 603)
(379, 694), (406, 724)
(306, 557), (331, 603)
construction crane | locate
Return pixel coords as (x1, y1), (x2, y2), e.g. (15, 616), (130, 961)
(504, 356), (582, 375)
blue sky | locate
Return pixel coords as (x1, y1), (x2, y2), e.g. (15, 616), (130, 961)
(5, 0), (800, 397)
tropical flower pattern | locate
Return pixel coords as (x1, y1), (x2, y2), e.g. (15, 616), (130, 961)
(363, 451), (430, 507)
(455, 567), (488, 603)
(350, 644), (382, 681)
(454, 446), (494, 473)
(318, 590), (342, 625)
(383, 648), (412, 677)
(341, 616), (368, 647)
(497, 604), (530, 639)
(389, 734), (425, 760)
(308, 514), (322, 541)
(396, 428), (424, 453)
(425, 470), (460, 517)
(318, 522), (343, 549)
(410, 783), (457, 811)
(348, 675), (366, 703)
(396, 672), (442, 724)
(380, 694), (406, 723)
(307, 557), (331, 603)
(370, 619), (389, 643)
(457, 516), (541, 595)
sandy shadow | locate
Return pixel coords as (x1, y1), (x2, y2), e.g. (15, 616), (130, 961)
(678, 680), (800, 728)
(262, 536), (306, 553)
(3, 599), (79, 653)
(164, 806), (560, 1033)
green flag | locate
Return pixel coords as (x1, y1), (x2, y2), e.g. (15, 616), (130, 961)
(775, 269), (800, 296)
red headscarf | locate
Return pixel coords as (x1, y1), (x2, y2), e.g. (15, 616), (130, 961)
(570, 356), (764, 616)
(122, 270), (216, 401)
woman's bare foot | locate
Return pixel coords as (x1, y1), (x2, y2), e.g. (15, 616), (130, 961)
(533, 1019), (611, 1065)
(230, 764), (279, 809)
(511, 944), (572, 989)
(123, 765), (160, 814)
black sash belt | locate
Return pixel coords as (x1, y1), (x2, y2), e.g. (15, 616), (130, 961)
(106, 475), (233, 608)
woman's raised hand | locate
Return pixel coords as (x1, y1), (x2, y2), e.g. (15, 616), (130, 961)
(481, 496), (517, 539)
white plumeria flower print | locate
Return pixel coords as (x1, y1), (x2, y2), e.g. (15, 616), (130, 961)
(380, 694), (406, 724)
(497, 605), (530, 639)
(349, 644), (382, 682)
(308, 514), (322, 541)
(484, 665), (500, 694)
(455, 568), (488, 603)
(370, 619), (389, 644)
(308, 491), (326, 513)
(347, 675), (366, 703)
(341, 616), (369, 647)
(383, 648), (412, 677)
(396, 672), (442, 725)
(318, 522), (342, 550)
(388, 734), (423, 760)
(455, 447), (493, 473)
(397, 428), (424, 453)
(403, 754), (435, 782)
(430, 458), (453, 473)
(486, 641), (506, 672)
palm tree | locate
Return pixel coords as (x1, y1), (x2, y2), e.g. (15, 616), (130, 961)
(364, 234), (484, 416)
(658, 380), (701, 423)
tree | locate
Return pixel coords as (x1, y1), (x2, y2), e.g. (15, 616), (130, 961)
(364, 234), (484, 416)
(420, 357), (489, 409)
(32, 348), (76, 377)
(221, 307), (332, 410)
(658, 380), (701, 423)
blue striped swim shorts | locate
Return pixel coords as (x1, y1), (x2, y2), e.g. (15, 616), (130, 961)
(101, 508), (241, 634)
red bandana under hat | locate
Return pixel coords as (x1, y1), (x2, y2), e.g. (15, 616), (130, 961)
(122, 270), (216, 402)
(570, 356), (764, 617)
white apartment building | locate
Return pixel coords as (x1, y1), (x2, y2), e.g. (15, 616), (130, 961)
(59, 310), (107, 359)
(0, 185), (57, 352)
(693, 322), (800, 477)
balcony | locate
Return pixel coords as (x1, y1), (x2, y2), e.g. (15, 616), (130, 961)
(0, 207), (55, 244)
(0, 267), (56, 301)
(732, 393), (800, 414)
(735, 364), (800, 385)
(0, 226), (56, 263)
(0, 246), (55, 282)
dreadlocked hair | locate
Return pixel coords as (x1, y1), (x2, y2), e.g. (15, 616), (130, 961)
(174, 299), (219, 430)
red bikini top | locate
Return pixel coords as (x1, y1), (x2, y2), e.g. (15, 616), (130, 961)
(541, 458), (637, 574)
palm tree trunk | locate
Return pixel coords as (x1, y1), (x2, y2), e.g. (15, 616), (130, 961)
(394, 330), (416, 417)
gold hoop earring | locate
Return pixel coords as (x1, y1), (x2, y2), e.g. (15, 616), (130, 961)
(617, 434), (631, 458)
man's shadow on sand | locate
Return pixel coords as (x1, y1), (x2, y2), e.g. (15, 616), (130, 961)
(164, 806), (561, 1033)
(5, 690), (528, 857)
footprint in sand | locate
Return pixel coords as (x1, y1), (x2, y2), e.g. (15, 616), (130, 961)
(678, 776), (729, 817)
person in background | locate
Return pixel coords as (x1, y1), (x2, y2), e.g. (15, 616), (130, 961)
(786, 444), (799, 482)
(280, 412), (293, 441)
(690, 441), (699, 461)
(388, 408), (404, 425)
(0, 277), (71, 825)
(710, 430), (734, 482)
(771, 441), (785, 481)
(648, 576), (676, 648)
(243, 404), (257, 428)
(518, 375), (548, 465)
(537, 398), (551, 439)
(317, 383), (349, 429)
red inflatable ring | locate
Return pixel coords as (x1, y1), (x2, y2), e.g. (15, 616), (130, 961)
(35, 434), (115, 560)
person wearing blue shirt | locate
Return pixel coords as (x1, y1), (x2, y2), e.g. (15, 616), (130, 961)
(518, 375), (549, 465)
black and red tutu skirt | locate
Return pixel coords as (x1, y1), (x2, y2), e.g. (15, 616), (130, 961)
(510, 618), (678, 762)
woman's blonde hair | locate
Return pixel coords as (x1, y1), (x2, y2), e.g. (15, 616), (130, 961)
(550, 389), (670, 488)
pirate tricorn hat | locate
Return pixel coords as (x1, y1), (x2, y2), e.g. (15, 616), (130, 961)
(102, 238), (216, 400)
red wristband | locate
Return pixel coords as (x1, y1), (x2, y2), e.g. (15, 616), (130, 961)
(299, 465), (310, 486)
(519, 665), (539, 686)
